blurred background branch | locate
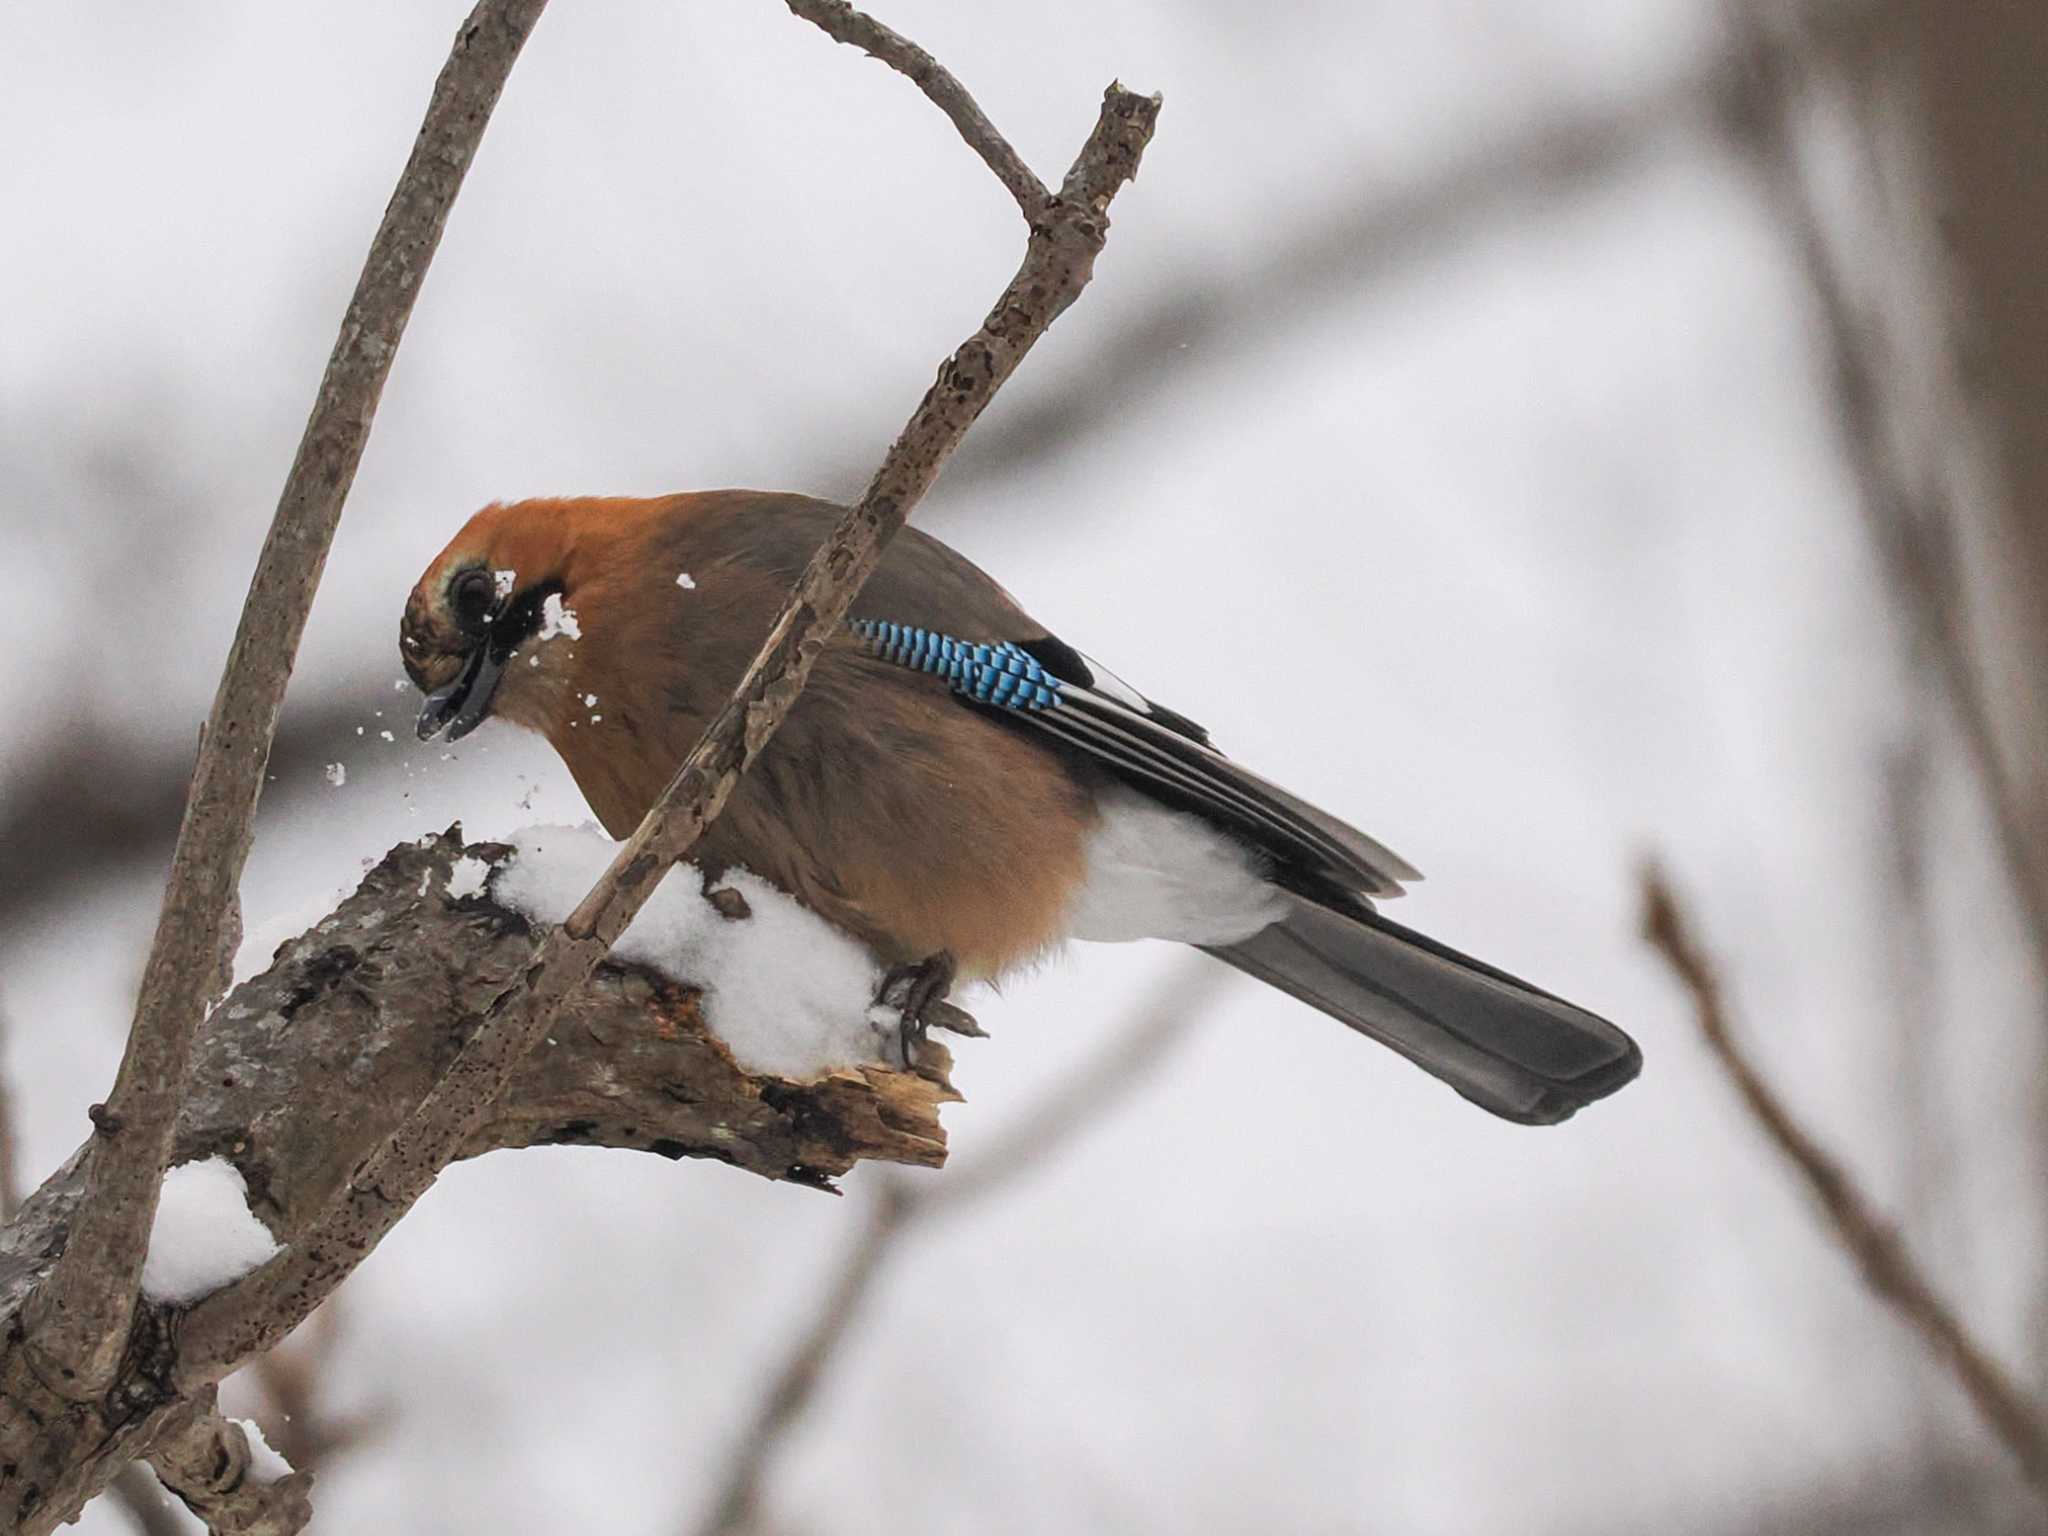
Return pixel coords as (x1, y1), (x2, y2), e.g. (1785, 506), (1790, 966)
(1643, 863), (2048, 1498)
(691, 960), (1216, 1536)
(6, 0), (2048, 1530)
(1711, 0), (2048, 981)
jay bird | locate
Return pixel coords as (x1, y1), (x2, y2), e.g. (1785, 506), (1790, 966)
(402, 492), (1640, 1124)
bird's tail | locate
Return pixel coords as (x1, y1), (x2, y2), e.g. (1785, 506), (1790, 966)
(1203, 890), (1640, 1124)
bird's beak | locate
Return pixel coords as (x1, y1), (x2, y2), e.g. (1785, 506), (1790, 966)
(416, 642), (507, 742)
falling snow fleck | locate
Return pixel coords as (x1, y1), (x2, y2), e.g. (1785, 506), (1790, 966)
(676, 571), (696, 590)
(539, 592), (581, 640)
(324, 763), (346, 787)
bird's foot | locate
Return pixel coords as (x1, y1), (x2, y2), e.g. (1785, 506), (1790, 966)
(874, 951), (978, 1070)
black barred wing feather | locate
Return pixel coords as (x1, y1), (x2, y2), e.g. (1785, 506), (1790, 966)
(848, 618), (1641, 1123)
(850, 620), (1419, 905)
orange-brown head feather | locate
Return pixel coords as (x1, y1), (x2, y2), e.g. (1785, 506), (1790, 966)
(402, 496), (687, 743)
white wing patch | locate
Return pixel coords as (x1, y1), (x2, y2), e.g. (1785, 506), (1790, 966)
(1064, 786), (1286, 945)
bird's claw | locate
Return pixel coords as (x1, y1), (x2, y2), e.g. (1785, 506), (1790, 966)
(875, 951), (970, 1069)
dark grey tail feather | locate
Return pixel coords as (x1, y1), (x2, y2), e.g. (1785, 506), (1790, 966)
(1203, 891), (1641, 1125)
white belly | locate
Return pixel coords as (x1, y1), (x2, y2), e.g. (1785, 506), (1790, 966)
(1063, 786), (1286, 946)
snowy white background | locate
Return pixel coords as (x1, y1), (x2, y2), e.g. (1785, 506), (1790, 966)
(2, 1), (2037, 1531)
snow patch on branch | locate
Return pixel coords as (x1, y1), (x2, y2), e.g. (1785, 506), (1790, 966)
(234, 1417), (295, 1484)
(445, 853), (495, 900)
(141, 1157), (281, 1303)
(492, 824), (890, 1077)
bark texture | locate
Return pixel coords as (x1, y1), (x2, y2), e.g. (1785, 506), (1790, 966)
(0, 831), (952, 1533)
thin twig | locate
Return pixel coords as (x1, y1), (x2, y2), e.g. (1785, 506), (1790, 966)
(691, 960), (1216, 1536)
(783, 0), (1048, 216)
(173, 39), (1159, 1387)
(1640, 862), (2048, 1496)
(923, 1), (1882, 511)
(22, 0), (551, 1401)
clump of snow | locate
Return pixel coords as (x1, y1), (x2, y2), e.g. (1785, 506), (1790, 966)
(538, 592), (581, 640)
(675, 571), (696, 590)
(323, 762), (346, 787)
(444, 854), (494, 900)
(234, 1418), (294, 1483)
(141, 1157), (281, 1304)
(491, 824), (889, 1077)
(493, 567), (517, 599)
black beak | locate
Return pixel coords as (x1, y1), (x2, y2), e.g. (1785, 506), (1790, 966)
(416, 642), (508, 742)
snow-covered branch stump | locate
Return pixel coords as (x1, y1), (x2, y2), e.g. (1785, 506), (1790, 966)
(0, 831), (953, 1533)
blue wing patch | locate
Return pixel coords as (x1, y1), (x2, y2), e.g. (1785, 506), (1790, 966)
(849, 620), (1063, 710)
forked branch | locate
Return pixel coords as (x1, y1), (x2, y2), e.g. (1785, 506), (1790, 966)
(0, 5), (1161, 1530)
(172, 46), (1159, 1388)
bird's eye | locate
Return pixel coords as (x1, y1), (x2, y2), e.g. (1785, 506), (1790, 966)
(450, 569), (498, 634)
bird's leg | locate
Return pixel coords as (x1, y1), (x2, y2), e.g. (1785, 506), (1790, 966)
(876, 950), (963, 1068)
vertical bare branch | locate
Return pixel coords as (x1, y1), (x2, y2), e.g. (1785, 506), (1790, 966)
(1711, 2), (2048, 984)
(0, 1015), (190, 1536)
(1640, 863), (2048, 1495)
(1900, 1), (2048, 906)
(691, 961), (1215, 1536)
(173, 29), (1160, 1386)
(23, 0), (552, 1400)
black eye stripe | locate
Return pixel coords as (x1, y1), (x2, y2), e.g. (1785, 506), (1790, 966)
(487, 578), (564, 661)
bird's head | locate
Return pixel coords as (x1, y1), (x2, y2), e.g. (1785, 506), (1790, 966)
(402, 498), (621, 743)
